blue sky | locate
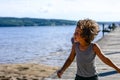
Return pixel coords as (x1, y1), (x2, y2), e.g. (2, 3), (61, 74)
(0, 0), (120, 21)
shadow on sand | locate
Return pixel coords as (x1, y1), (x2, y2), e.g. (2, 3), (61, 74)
(98, 70), (118, 77)
(105, 51), (120, 55)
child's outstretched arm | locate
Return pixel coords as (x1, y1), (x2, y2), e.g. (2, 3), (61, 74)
(93, 43), (120, 73)
(57, 44), (76, 78)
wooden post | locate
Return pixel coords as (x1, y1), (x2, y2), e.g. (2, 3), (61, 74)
(102, 24), (105, 37)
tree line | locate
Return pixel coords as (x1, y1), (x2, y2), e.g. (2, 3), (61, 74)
(0, 17), (77, 27)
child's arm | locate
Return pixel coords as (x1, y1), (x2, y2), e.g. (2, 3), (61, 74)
(93, 43), (120, 73)
(57, 44), (76, 78)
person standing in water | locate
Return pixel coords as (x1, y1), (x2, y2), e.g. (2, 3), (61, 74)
(57, 19), (120, 80)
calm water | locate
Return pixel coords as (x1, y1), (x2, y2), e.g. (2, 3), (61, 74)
(0, 25), (103, 66)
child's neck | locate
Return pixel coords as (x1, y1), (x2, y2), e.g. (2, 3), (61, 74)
(79, 41), (90, 51)
(80, 43), (88, 47)
(80, 41), (89, 47)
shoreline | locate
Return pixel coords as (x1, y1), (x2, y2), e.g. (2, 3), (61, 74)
(0, 63), (59, 80)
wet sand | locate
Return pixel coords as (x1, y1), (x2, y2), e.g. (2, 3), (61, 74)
(0, 63), (58, 80)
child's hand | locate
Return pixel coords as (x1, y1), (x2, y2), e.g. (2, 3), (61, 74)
(116, 68), (120, 73)
(57, 70), (63, 78)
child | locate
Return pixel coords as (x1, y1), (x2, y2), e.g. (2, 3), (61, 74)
(57, 19), (120, 80)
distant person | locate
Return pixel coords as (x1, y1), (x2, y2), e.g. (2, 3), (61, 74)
(111, 23), (117, 30)
(108, 23), (117, 31)
(57, 19), (120, 80)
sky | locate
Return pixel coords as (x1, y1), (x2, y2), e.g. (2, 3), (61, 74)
(0, 0), (120, 21)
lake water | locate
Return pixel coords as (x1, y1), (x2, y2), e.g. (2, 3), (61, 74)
(0, 25), (103, 66)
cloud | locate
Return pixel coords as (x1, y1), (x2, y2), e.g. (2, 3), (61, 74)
(0, 0), (120, 21)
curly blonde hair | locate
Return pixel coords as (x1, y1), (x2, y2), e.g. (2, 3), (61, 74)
(77, 19), (100, 44)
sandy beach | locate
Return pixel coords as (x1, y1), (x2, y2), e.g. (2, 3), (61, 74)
(0, 63), (59, 80)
